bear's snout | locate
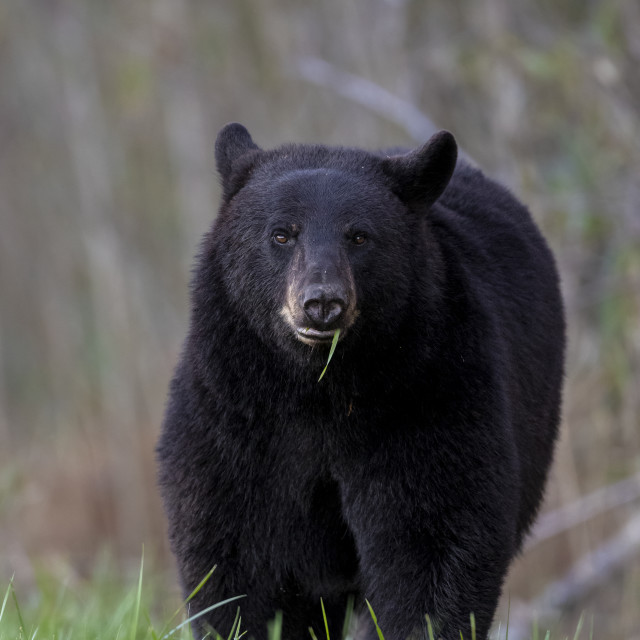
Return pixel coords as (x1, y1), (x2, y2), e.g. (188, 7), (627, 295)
(290, 277), (357, 345)
(302, 285), (347, 329)
(281, 242), (358, 345)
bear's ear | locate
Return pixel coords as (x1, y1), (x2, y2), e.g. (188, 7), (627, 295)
(215, 123), (261, 199)
(381, 130), (458, 208)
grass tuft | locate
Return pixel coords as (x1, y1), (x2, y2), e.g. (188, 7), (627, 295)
(321, 598), (330, 640)
(0, 560), (246, 640)
(341, 595), (355, 640)
(268, 610), (283, 640)
(572, 613), (584, 640)
(0, 566), (595, 640)
(11, 579), (27, 639)
(425, 615), (436, 640)
(365, 599), (385, 640)
(129, 551), (145, 640)
(0, 578), (13, 625)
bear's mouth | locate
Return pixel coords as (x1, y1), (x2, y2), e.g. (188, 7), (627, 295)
(296, 327), (340, 346)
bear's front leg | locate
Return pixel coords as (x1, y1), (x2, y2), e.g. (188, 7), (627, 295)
(334, 431), (518, 640)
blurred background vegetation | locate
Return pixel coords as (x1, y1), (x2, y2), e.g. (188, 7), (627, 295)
(1, 0), (639, 637)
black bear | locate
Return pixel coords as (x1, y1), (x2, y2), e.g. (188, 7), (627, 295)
(157, 123), (565, 640)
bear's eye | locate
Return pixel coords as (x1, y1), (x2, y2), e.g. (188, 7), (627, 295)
(352, 233), (367, 246)
(273, 232), (289, 245)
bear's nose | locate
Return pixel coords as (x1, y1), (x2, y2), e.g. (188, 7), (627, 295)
(302, 286), (346, 328)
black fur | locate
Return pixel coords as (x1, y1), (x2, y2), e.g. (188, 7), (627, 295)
(157, 124), (565, 640)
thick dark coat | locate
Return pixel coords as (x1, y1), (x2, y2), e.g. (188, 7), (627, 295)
(157, 124), (565, 640)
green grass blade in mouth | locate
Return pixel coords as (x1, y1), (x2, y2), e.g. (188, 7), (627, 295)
(318, 329), (340, 382)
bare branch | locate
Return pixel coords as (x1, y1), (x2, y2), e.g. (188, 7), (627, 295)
(526, 470), (640, 549)
(295, 56), (479, 170)
(296, 56), (439, 143)
(506, 511), (640, 640)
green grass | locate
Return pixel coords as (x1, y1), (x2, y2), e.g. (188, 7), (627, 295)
(0, 555), (199, 640)
(318, 329), (341, 382)
(0, 558), (588, 640)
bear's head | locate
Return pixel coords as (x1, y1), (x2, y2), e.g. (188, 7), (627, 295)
(202, 123), (457, 363)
